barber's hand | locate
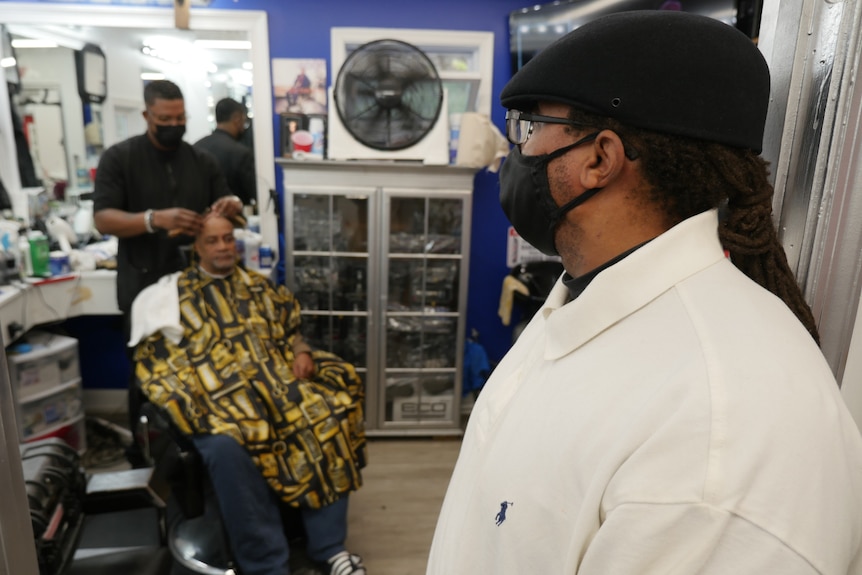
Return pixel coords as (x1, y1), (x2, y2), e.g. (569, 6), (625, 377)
(155, 208), (204, 237)
(292, 352), (315, 379)
(211, 195), (243, 217)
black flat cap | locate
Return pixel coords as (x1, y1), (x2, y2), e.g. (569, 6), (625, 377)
(500, 10), (770, 152)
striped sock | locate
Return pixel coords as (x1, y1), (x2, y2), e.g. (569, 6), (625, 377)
(327, 550), (366, 575)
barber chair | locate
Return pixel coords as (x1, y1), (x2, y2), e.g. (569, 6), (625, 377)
(134, 401), (239, 575)
(135, 401), (321, 575)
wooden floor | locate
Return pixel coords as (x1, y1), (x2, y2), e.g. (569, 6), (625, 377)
(346, 438), (462, 575)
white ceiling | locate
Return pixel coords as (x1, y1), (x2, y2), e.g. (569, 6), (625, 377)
(9, 23), (250, 73)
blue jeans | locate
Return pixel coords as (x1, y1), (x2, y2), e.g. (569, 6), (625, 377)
(192, 434), (349, 575)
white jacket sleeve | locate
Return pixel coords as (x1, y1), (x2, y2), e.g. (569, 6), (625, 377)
(577, 502), (820, 575)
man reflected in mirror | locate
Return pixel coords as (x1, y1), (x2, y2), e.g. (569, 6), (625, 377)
(194, 97), (257, 208)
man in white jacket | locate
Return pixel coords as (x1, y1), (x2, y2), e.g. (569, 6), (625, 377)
(427, 10), (862, 575)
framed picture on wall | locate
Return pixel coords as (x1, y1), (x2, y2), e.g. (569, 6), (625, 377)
(272, 58), (327, 116)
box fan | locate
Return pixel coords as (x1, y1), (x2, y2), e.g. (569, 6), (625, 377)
(328, 38), (450, 165)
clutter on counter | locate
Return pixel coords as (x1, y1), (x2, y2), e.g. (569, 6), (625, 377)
(0, 188), (272, 288)
(0, 188), (114, 285)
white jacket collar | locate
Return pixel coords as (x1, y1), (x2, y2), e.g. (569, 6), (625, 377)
(541, 209), (726, 359)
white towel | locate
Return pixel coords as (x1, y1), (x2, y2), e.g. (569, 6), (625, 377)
(127, 272), (183, 347)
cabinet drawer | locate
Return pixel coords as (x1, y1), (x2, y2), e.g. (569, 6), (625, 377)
(18, 378), (83, 439)
(23, 412), (87, 455)
(7, 332), (80, 401)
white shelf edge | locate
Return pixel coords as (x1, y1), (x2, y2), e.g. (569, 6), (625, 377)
(21, 411), (85, 442)
(17, 377), (82, 405)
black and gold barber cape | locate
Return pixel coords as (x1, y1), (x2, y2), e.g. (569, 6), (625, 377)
(133, 266), (367, 509)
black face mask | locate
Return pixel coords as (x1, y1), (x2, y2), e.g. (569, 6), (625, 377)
(153, 124), (186, 149)
(499, 132), (602, 256)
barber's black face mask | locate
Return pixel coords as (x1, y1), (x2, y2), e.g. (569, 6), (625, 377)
(499, 132), (602, 256)
(154, 124), (186, 149)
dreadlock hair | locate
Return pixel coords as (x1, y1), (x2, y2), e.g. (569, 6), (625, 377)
(566, 108), (820, 345)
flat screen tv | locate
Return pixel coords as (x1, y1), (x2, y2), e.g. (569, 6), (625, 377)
(510, 0), (762, 71)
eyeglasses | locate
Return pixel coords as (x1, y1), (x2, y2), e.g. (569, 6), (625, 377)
(505, 110), (590, 146)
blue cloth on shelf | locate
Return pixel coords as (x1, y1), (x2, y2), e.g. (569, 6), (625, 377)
(463, 339), (491, 396)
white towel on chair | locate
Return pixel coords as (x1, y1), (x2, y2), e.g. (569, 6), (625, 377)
(127, 272), (183, 347)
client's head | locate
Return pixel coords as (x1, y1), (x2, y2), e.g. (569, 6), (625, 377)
(194, 213), (239, 275)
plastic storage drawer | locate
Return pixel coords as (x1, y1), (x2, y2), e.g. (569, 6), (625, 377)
(7, 332), (80, 401)
(18, 378), (84, 441)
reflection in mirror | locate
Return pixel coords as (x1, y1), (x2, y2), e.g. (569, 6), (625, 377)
(7, 23), (253, 203)
(75, 43), (107, 105)
(10, 38), (77, 195)
(15, 85), (68, 187)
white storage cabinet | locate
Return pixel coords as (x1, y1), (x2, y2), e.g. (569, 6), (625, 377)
(6, 332), (85, 453)
(280, 159), (475, 436)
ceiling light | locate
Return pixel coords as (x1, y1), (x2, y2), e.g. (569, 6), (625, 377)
(5, 25), (85, 50)
(11, 39), (58, 49)
(142, 42), (183, 64)
(140, 72), (166, 80)
(0, 57), (16, 69)
(229, 69), (253, 87)
(194, 39), (251, 50)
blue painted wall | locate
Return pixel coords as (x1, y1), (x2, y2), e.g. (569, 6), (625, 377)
(9, 0), (527, 378)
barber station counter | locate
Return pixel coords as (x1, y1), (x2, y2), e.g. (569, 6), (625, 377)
(0, 270), (119, 345)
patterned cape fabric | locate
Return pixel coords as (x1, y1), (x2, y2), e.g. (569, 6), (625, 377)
(133, 266), (367, 509)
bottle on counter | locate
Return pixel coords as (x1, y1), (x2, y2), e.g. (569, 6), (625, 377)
(18, 231), (32, 278)
(259, 244), (273, 269)
(28, 231), (50, 277)
(244, 234), (261, 271)
(74, 154), (90, 189)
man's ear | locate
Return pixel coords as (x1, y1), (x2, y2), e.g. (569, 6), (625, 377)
(580, 130), (628, 190)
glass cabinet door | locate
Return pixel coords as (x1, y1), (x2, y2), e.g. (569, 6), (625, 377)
(281, 161), (476, 436)
(289, 191), (371, 371)
(383, 194), (465, 427)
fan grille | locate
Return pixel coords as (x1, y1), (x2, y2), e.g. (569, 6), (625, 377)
(335, 39), (444, 151)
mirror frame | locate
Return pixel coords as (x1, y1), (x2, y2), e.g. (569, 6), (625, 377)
(75, 43), (107, 104)
(0, 2), (277, 247)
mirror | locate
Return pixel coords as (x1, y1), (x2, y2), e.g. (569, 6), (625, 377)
(75, 43), (107, 105)
(11, 40), (79, 191)
(0, 4), (276, 245)
(8, 23), (254, 197)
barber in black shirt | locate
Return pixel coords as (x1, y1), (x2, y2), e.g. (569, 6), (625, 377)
(94, 80), (242, 319)
(93, 79), (242, 464)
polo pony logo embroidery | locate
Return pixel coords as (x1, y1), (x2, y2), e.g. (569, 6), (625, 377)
(495, 501), (514, 526)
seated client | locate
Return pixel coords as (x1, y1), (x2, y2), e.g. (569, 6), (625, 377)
(128, 212), (368, 575)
